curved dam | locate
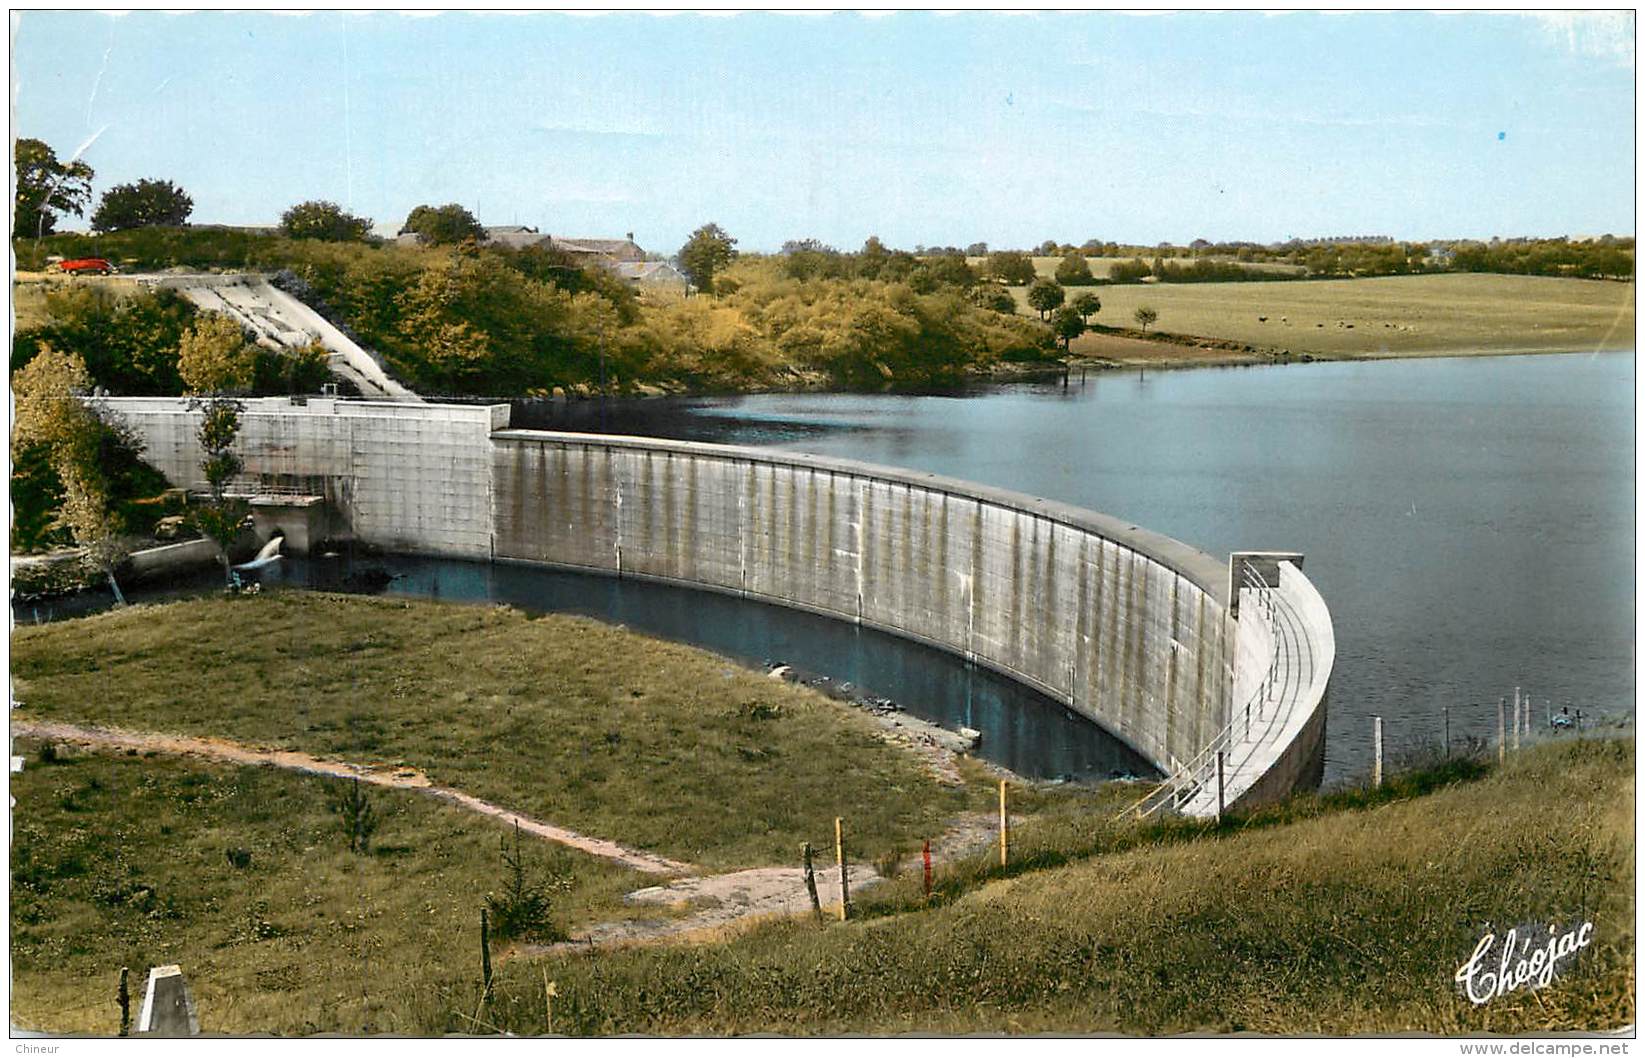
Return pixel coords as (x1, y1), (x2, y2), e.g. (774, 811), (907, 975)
(103, 396), (1334, 814)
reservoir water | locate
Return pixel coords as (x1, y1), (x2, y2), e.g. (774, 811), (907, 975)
(513, 351), (1637, 783)
(20, 352), (1631, 786)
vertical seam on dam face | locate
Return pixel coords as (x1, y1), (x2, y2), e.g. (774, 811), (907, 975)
(95, 399), (1332, 803)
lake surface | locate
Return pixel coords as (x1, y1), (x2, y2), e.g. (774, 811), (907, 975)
(513, 351), (1637, 783)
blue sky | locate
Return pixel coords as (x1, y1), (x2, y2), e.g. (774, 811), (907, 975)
(10, 10), (1635, 253)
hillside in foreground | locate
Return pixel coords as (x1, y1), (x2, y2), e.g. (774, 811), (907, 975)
(8, 592), (1633, 1035)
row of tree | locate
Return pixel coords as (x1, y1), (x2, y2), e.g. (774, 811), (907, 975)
(16, 138), (194, 236)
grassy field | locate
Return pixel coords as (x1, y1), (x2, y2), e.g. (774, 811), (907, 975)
(8, 592), (1632, 1035)
(437, 738), (1635, 1036)
(7, 741), (654, 1034)
(9, 592), (979, 870)
(1042, 273), (1635, 361)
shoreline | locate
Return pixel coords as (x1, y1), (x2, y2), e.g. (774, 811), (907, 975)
(481, 334), (1636, 405)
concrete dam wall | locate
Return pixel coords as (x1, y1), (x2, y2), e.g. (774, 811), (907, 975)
(102, 397), (1333, 812)
(491, 432), (1238, 774)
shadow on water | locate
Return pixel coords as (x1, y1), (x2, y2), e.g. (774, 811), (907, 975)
(16, 552), (1157, 784)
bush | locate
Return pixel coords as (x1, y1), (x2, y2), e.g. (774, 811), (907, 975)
(484, 822), (567, 944)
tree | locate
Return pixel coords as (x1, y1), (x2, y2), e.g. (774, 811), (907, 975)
(91, 179), (193, 232)
(281, 200), (372, 242)
(12, 343), (96, 458)
(1053, 307), (1087, 351)
(328, 778), (378, 854)
(1037, 239), (1060, 255)
(12, 344), (131, 601)
(964, 242), (988, 257)
(399, 203), (484, 245)
(921, 253), (977, 289)
(178, 313), (257, 394)
(985, 251), (1036, 286)
(178, 315), (255, 586)
(1134, 306), (1159, 332)
(970, 286), (1017, 313)
(485, 822), (567, 943)
(1054, 252), (1096, 286)
(1071, 292), (1102, 324)
(1026, 278), (1065, 321)
(55, 469), (131, 606)
(677, 223), (738, 294)
(14, 138), (94, 238)
(189, 396), (250, 586)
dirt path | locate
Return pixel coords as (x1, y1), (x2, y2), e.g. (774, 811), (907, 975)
(11, 716), (690, 875)
(14, 716), (1001, 953)
(517, 811), (1000, 956)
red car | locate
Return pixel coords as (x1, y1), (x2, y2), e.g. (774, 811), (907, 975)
(56, 257), (115, 275)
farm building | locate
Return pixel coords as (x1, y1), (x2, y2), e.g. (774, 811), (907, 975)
(611, 259), (689, 295)
(476, 226), (680, 293)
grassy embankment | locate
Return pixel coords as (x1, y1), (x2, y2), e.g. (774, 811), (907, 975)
(9, 742), (649, 1034)
(9, 591), (1635, 1035)
(10, 592), (985, 871)
(447, 737), (1634, 1036)
(1037, 272), (1636, 367)
(7, 590), (1065, 1033)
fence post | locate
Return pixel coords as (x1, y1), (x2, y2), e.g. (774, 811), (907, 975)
(1215, 751), (1226, 821)
(480, 908), (493, 1004)
(834, 817), (850, 922)
(998, 780), (1009, 868)
(1443, 706), (1450, 760)
(801, 842), (822, 922)
(1512, 690), (1522, 753)
(1497, 697), (1506, 764)
(1372, 715), (1383, 788)
(922, 839), (933, 899)
(117, 966), (130, 1037)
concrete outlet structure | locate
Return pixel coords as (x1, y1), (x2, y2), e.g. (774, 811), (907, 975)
(104, 397), (1334, 814)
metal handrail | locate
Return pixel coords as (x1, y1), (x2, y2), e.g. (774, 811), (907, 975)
(1117, 560), (1281, 820)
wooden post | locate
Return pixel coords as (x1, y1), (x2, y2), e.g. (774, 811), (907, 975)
(1372, 716), (1383, 788)
(1215, 751), (1226, 820)
(922, 838), (932, 899)
(117, 966), (130, 1037)
(801, 842), (822, 922)
(998, 780), (1008, 867)
(480, 908), (493, 1004)
(1512, 691), (1522, 752)
(542, 972), (557, 1035)
(1497, 697), (1506, 764)
(1443, 706), (1450, 760)
(834, 817), (849, 922)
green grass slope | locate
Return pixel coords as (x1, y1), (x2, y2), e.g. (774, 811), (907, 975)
(10, 592), (972, 869)
(9, 744), (648, 1035)
(444, 738), (1633, 1036)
